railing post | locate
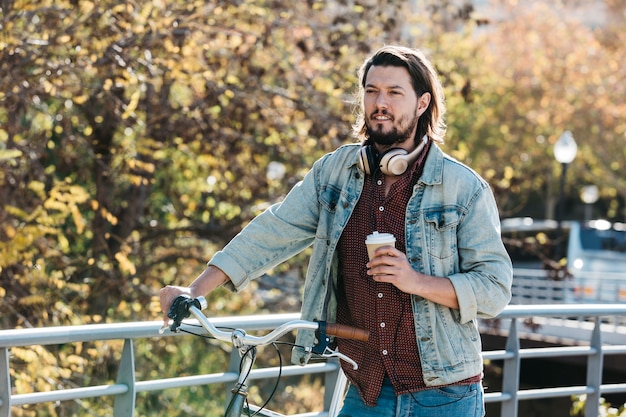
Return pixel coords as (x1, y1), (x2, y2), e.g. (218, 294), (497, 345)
(324, 359), (346, 416)
(585, 317), (603, 417)
(501, 319), (520, 417)
(113, 339), (136, 416)
(0, 347), (10, 417)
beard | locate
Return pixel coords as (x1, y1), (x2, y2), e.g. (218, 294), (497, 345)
(365, 112), (419, 147)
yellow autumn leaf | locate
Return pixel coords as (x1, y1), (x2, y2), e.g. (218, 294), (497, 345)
(70, 203), (85, 234)
(115, 251), (137, 274)
(0, 148), (22, 161)
(73, 94), (88, 104)
(122, 89), (141, 119)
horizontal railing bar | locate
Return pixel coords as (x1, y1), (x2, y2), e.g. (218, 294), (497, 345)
(136, 362), (338, 392)
(482, 346), (600, 361)
(481, 350), (514, 361)
(497, 304), (626, 318)
(518, 346), (596, 359)
(516, 386), (594, 400)
(484, 392), (513, 403)
(600, 383), (626, 395)
(0, 314), (302, 348)
(136, 372), (239, 392)
(12, 363), (339, 404)
(483, 384), (626, 404)
(245, 362), (338, 381)
(603, 345), (626, 355)
(11, 384), (128, 406)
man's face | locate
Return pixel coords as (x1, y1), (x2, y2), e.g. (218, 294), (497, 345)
(363, 65), (420, 148)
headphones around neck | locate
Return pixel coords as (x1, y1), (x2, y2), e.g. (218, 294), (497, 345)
(358, 135), (429, 176)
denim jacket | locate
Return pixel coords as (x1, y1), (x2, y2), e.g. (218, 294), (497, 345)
(209, 143), (512, 387)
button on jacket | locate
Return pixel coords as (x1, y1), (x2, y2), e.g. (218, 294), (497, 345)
(209, 142), (513, 387)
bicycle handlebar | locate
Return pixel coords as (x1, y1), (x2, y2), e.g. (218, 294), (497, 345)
(166, 295), (369, 346)
(322, 322), (370, 342)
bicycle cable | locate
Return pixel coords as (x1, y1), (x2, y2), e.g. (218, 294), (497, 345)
(227, 343), (283, 417)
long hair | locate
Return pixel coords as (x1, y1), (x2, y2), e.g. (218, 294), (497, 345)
(352, 45), (447, 144)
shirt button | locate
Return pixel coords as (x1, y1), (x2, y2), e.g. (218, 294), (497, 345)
(378, 293), (383, 298)
(377, 179), (383, 186)
(382, 350), (388, 355)
(380, 322), (385, 328)
(378, 206), (384, 212)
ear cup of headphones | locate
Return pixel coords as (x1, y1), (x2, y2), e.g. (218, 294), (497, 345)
(358, 145), (379, 175)
(379, 148), (410, 176)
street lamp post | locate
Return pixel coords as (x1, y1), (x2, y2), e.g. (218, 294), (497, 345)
(553, 131), (578, 260)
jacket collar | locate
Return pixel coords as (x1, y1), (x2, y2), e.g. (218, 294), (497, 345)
(419, 143), (444, 186)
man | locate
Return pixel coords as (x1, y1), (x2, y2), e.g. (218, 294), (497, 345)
(160, 45), (512, 417)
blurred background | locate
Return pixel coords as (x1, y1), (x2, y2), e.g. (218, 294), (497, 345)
(1, 0), (625, 415)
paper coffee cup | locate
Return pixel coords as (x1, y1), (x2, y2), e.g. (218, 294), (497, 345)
(365, 232), (396, 260)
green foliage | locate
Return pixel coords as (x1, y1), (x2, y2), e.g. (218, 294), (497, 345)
(1, 0), (625, 416)
(571, 394), (626, 417)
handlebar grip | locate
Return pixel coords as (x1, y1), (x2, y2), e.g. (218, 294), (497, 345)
(325, 323), (369, 342)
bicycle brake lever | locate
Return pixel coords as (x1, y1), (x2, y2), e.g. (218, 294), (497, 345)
(320, 346), (359, 370)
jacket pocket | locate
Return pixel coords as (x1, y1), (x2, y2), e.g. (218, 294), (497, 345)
(423, 207), (460, 256)
(422, 207), (460, 278)
(318, 184), (342, 213)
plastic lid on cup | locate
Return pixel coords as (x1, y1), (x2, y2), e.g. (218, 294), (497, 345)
(365, 231), (396, 244)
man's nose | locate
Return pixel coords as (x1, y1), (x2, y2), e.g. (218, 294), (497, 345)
(375, 93), (389, 109)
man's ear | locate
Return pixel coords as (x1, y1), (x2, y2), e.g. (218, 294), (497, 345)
(417, 92), (431, 116)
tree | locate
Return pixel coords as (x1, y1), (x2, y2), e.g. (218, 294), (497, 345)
(0, 0), (422, 415)
(1, 0), (625, 415)
(443, 1), (626, 220)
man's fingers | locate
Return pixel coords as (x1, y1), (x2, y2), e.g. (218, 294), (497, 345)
(159, 287), (179, 323)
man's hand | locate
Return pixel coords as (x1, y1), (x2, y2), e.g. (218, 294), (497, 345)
(366, 246), (421, 294)
(159, 285), (192, 327)
(366, 247), (460, 310)
(159, 265), (231, 327)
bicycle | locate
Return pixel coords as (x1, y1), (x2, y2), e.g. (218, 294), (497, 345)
(165, 295), (370, 417)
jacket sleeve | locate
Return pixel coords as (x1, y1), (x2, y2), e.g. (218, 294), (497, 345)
(448, 182), (513, 323)
(208, 160), (324, 292)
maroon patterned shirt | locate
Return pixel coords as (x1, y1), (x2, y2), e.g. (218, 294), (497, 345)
(336, 142), (479, 406)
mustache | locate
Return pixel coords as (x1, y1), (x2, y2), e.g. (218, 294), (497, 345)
(370, 110), (393, 119)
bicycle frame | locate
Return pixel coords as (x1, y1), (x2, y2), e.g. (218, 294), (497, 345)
(226, 344), (257, 417)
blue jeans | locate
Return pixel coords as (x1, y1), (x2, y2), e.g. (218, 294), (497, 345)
(338, 379), (485, 417)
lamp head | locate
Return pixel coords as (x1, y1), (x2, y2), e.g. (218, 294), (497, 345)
(554, 131), (578, 164)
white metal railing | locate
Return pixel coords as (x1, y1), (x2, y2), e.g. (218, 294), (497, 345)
(512, 268), (626, 305)
(2, 306), (626, 417)
(511, 268), (626, 327)
(0, 314), (339, 417)
(510, 268), (571, 304)
(480, 304), (626, 417)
